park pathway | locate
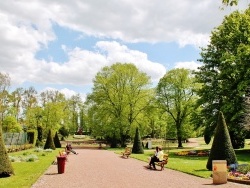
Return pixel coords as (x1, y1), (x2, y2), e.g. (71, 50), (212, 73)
(31, 149), (248, 188)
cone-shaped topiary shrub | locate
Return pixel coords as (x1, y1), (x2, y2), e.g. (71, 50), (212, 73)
(44, 129), (56, 150)
(53, 131), (61, 148)
(206, 111), (237, 170)
(0, 127), (14, 177)
(132, 127), (144, 154)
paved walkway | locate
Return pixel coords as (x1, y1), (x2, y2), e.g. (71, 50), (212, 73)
(31, 149), (248, 188)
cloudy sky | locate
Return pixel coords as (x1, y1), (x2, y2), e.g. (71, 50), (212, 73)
(0, 0), (249, 100)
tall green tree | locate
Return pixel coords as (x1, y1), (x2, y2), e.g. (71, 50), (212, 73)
(0, 73), (11, 128)
(206, 111), (237, 170)
(195, 7), (250, 148)
(156, 68), (199, 148)
(86, 63), (152, 147)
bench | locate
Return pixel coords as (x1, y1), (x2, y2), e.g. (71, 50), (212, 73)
(121, 147), (131, 158)
(157, 154), (168, 170)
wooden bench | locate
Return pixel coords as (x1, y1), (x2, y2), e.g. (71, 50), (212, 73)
(121, 147), (131, 158)
(157, 154), (168, 170)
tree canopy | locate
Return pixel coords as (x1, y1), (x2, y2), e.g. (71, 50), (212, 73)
(156, 68), (199, 147)
(86, 63), (153, 147)
(195, 7), (250, 148)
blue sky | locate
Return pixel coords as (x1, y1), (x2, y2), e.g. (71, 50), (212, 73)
(0, 0), (248, 100)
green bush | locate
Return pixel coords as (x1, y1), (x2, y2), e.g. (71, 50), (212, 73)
(44, 129), (56, 150)
(206, 111), (237, 170)
(27, 130), (37, 147)
(0, 125), (14, 177)
(53, 131), (61, 148)
(132, 127), (144, 154)
(237, 164), (250, 174)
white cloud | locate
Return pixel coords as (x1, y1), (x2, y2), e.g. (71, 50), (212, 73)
(95, 41), (166, 81)
(0, 0), (249, 94)
(42, 87), (86, 102)
(30, 41), (166, 86)
(174, 61), (202, 70)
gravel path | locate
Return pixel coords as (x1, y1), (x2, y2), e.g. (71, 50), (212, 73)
(31, 149), (248, 188)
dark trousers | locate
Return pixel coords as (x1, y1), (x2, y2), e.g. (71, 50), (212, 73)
(149, 156), (160, 169)
(70, 149), (77, 154)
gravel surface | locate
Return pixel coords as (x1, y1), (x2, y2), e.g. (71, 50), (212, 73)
(31, 149), (248, 188)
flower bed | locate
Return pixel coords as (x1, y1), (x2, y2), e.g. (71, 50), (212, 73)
(175, 150), (210, 157)
(227, 164), (250, 185)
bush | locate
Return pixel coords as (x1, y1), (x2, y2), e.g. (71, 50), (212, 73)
(132, 127), (144, 154)
(206, 111), (237, 170)
(237, 164), (250, 174)
(44, 129), (56, 150)
(53, 132), (61, 148)
(27, 130), (37, 147)
(0, 125), (14, 177)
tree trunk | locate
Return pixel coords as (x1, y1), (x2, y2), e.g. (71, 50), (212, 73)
(176, 124), (183, 148)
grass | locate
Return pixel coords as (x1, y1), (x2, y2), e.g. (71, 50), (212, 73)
(0, 148), (60, 188)
(114, 138), (250, 179)
(1, 138), (250, 187)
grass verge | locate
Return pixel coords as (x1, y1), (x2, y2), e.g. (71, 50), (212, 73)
(0, 149), (60, 188)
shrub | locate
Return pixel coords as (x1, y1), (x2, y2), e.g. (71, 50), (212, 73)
(27, 130), (37, 147)
(53, 131), (61, 148)
(206, 111), (237, 170)
(0, 125), (14, 177)
(44, 129), (56, 150)
(237, 164), (250, 174)
(132, 127), (144, 154)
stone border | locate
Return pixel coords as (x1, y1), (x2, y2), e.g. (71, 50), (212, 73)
(228, 178), (250, 185)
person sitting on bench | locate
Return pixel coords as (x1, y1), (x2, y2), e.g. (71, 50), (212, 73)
(148, 146), (164, 170)
(66, 143), (78, 155)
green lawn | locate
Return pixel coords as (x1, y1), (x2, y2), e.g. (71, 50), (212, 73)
(1, 138), (250, 187)
(117, 138), (250, 178)
(0, 149), (60, 188)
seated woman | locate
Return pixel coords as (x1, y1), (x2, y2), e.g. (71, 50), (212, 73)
(65, 143), (78, 155)
(148, 146), (164, 170)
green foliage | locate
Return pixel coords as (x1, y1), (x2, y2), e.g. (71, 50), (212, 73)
(59, 126), (69, 138)
(132, 127), (144, 154)
(0, 148), (59, 187)
(237, 164), (250, 174)
(27, 129), (37, 147)
(204, 127), (212, 145)
(53, 131), (61, 148)
(156, 68), (199, 147)
(2, 116), (22, 133)
(195, 7), (250, 148)
(222, 0), (238, 6)
(206, 111), (237, 170)
(0, 125), (14, 177)
(44, 129), (55, 150)
(86, 63), (152, 146)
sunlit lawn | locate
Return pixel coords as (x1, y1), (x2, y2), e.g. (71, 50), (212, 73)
(1, 138), (250, 187)
(114, 138), (250, 178)
(0, 149), (60, 188)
